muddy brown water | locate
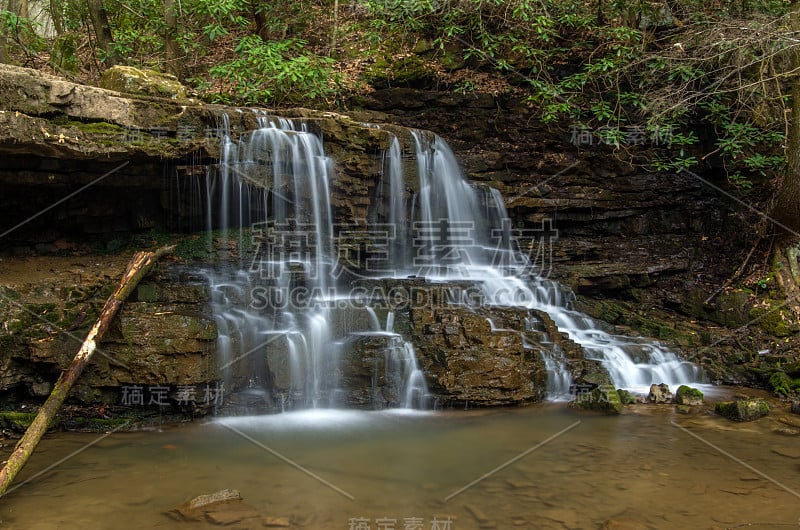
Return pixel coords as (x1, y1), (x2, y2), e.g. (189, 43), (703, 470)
(1, 398), (799, 530)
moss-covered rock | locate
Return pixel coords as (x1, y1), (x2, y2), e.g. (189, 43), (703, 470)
(99, 65), (187, 99)
(674, 385), (703, 405)
(365, 54), (436, 88)
(768, 371), (796, 397)
(0, 411), (39, 432)
(570, 385), (622, 414)
(616, 389), (637, 404)
(715, 399), (769, 422)
(749, 302), (800, 337)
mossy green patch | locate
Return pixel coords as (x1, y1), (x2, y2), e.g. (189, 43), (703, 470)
(769, 371), (797, 396)
(616, 389), (637, 404)
(715, 399), (769, 422)
(749, 302), (800, 337)
(174, 235), (214, 261)
(0, 411), (49, 432)
(570, 385), (622, 414)
(674, 385), (704, 405)
(62, 416), (130, 432)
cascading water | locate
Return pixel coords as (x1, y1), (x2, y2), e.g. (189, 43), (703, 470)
(204, 114), (702, 412)
(204, 117), (429, 411)
(203, 116), (340, 409)
(388, 130), (703, 393)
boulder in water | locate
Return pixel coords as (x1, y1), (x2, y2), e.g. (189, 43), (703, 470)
(616, 389), (638, 404)
(647, 383), (672, 403)
(715, 399), (769, 422)
(674, 385), (703, 406)
(570, 384), (622, 414)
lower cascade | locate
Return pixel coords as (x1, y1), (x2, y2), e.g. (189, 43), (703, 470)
(201, 114), (703, 412)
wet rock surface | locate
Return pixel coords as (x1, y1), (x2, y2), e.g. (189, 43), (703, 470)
(716, 398), (770, 422)
(674, 384), (704, 406)
(647, 383), (672, 404)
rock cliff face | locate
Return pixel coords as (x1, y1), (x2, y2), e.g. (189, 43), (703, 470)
(0, 64), (757, 411)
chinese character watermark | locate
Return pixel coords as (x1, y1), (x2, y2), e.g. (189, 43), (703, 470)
(570, 125), (673, 147)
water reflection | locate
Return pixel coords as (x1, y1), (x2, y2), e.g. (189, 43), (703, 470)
(2, 402), (798, 529)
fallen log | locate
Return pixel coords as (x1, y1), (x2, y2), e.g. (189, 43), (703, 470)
(0, 245), (174, 496)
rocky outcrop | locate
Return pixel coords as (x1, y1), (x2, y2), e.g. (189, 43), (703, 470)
(0, 260), (219, 408)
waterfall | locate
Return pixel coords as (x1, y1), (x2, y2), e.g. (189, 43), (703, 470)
(204, 116), (702, 413)
(397, 131), (702, 392)
(204, 117), (340, 409)
(204, 118), (428, 410)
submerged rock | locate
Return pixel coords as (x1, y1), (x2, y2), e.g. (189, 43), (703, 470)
(715, 399), (769, 422)
(600, 518), (651, 530)
(673, 385), (703, 406)
(168, 488), (261, 525)
(262, 516), (291, 527)
(186, 489), (242, 510)
(647, 383), (672, 404)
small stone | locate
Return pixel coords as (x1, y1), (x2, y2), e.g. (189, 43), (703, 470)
(263, 516), (291, 527)
(601, 518), (650, 530)
(31, 381), (52, 397)
(187, 489), (241, 510)
(772, 427), (799, 436)
(648, 383), (672, 404)
(675, 404), (692, 414)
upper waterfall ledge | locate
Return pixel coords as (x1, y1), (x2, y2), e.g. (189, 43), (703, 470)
(0, 63), (411, 162)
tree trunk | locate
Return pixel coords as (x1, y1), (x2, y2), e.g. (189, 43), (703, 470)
(772, 7), (800, 240)
(0, 0), (7, 65)
(8, 0), (27, 18)
(164, 0), (181, 78)
(331, 0), (339, 53)
(87, 0), (116, 66)
(49, 0), (63, 35)
(253, 5), (268, 40)
(0, 245), (174, 497)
